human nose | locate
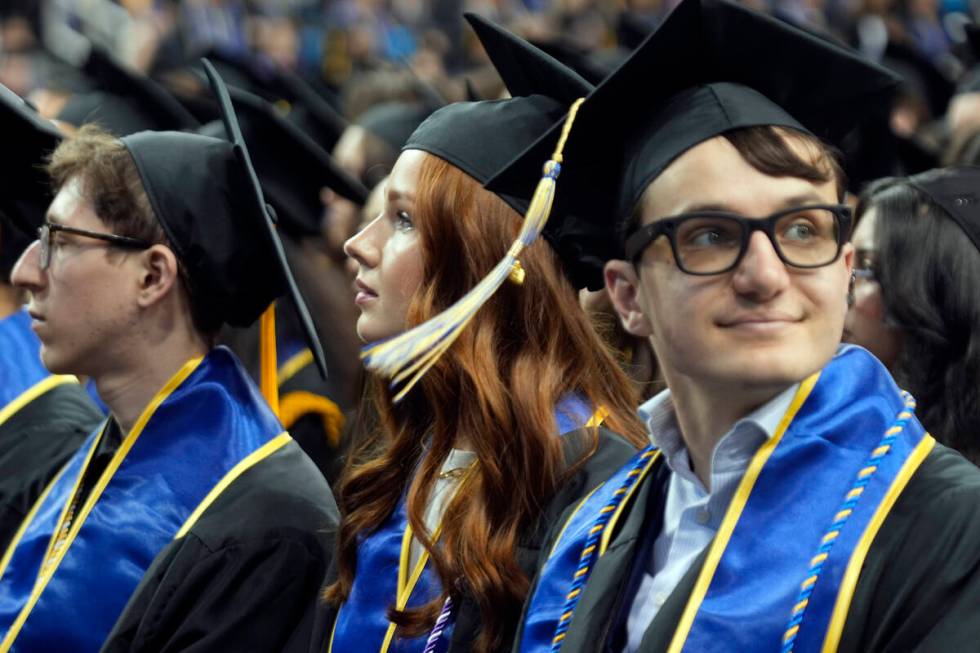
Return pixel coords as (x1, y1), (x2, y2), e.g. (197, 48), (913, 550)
(10, 240), (46, 292)
(730, 230), (789, 300)
(343, 214), (383, 269)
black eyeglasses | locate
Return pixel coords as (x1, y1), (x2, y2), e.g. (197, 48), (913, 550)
(624, 204), (853, 275)
(37, 222), (153, 271)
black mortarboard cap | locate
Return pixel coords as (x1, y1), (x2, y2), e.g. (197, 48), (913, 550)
(120, 59), (327, 376)
(403, 13), (600, 288)
(487, 0), (901, 284)
(0, 83), (63, 235)
(357, 101), (435, 154)
(907, 166), (980, 253)
(197, 86), (368, 238)
(163, 49), (348, 150)
(529, 38), (617, 86)
(0, 83), (63, 277)
(57, 45), (199, 135)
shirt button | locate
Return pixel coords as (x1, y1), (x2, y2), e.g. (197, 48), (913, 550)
(654, 592), (667, 606)
(695, 508), (711, 525)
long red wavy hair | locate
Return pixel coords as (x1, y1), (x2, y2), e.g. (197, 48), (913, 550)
(325, 154), (647, 651)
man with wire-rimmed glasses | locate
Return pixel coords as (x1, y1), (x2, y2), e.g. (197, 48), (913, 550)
(0, 63), (338, 652)
(489, 0), (980, 651)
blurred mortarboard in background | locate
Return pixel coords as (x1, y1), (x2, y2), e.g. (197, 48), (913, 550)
(156, 49), (349, 151)
(56, 45), (199, 135)
(528, 37), (621, 86)
(357, 101), (437, 155)
(907, 166), (980, 252)
(881, 41), (955, 119)
(197, 86), (369, 239)
(958, 24), (980, 93)
(487, 0), (900, 283)
(0, 83), (63, 278)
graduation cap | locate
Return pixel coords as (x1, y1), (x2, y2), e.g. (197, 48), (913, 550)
(56, 45), (199, 135)
(357, 101), (437, 155)
(0, 83), (63, 278)
(361, 13), (592, 399)
(486, 0), (901, 286)
(117, 60), (328, 388)
(907, 166), (980, 253)
(159, 49), (349, 151)
(197, 86), (369, 239)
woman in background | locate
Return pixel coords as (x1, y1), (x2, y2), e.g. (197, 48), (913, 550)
(847, 166), (980, 463)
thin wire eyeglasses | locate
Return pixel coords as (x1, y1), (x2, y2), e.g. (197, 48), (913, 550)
(623, 204), (853, 275)
(37, 222), (153, 271)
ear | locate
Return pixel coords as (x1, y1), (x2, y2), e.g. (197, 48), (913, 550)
(841, 242), (855, 315)
(604, 259), (654, 338)
(136, 245), (180, 309)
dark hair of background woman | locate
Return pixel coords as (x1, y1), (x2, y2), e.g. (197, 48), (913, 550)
(857, 178), (980, 463)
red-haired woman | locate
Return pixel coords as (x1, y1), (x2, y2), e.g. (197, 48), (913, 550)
(309, 15), (648, 653)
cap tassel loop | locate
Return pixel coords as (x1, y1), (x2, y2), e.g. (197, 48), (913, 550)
(259, 302), (280, 417)
(361, 98), (586, 402)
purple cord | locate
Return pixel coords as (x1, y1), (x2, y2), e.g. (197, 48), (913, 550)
(422, 595), (453, 653)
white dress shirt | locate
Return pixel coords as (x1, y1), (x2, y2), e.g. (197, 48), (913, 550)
(622, 383), (799, 652)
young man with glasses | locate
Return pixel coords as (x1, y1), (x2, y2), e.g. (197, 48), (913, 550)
(0, 65), (338, 652)
(489, 0), (980, 651)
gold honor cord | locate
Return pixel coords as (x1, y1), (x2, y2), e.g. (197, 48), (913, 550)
(259, 302), (280, 417)
(362, 97), (587, 402)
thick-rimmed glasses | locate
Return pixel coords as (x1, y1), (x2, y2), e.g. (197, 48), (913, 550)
(38, 222), (153, 271)
(624, 204), (853, 275)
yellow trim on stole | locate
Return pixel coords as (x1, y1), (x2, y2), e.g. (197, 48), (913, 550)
(278, 349), (314, 386)
(666, 372), (820, 653)
(329, 465), (477, 653)
(820, 434), (936, 653)
(279, 391), (345, 448)
(0, 375), (78, 427)
(0, 356), (203, 652)
(549, 484), (605, 559)
(174, 432), (292, 539)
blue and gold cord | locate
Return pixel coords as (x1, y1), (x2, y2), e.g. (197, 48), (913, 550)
(780, 391), (917, 652)
(550, 446), (657, 652)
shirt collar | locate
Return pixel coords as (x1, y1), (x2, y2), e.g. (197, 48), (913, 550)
(638, 382), (800, 480)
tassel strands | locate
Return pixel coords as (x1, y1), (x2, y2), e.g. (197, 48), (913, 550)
(361, 98), (587, 402)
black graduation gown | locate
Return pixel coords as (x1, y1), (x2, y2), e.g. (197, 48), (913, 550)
(0, 381), (102, 551)
(101, 439), (339, 653)
(529, 443), (980, 652)
(279, 355), (348, 486)
(305, 427), (641, 653)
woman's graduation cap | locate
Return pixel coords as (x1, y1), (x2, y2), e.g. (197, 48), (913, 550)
(361, 14), (592, 399)
(119, 60), (328, 390)
(486, 0), (901, 282)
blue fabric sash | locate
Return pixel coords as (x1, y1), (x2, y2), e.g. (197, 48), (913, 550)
(522, 346), (934, 653)
(0, 346), (285, 652)
(519, 446), (660, 653)
(329, 395), (597, 653)
(0, 310), (50, 410)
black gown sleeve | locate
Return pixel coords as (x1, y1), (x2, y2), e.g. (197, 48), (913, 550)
(839, 443), (980, 653)
(0, 382), (101, 551)
(101, 441), (339, 653)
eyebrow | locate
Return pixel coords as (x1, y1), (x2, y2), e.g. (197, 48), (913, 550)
(673, 192), (832, 216)
(386, 186), (415, 203)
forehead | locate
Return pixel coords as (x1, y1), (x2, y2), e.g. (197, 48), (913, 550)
(46, 176), (106, 230)
(387, 149), (427, 200)
(640, 133), (838, 222)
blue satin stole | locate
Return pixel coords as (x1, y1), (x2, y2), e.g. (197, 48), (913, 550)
(329, 395), (598, 653)
(0, 346), (287, 652)
(0, 309), (50, 410)
(521, 346), (935, 653)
